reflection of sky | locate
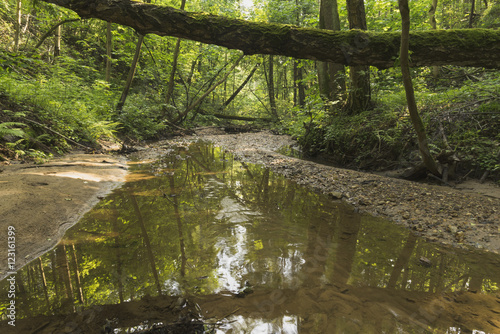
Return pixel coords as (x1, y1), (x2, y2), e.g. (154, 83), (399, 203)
(217, 315), (298, 334)
(215, 224), (248, 293)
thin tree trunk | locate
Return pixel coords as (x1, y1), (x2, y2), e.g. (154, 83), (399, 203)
(399, 0), (440, 176)
(173, 53), (244, 123)
(219, 62), (259, 112)
(106, 22), (112, 82)
(116, 34), (144, 112)
(267, 55), (278, 118)
(294, 61), (306, 107)
(469, 0), (476, 28)
(14, 0), (21, 52)
(32, 19), (80, 50)
(429, 0), (440, 78)
(164, 0), (186, 110)
(54, 16), (61, 57)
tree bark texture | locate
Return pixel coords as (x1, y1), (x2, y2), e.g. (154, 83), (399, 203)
(345, 0), (371, 113)
(318, 0), (345, 100)
(40, 0), (500, 69)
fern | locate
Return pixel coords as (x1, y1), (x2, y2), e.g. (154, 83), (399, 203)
(0, 122), (26, 139)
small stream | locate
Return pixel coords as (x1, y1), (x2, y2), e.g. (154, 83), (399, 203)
(1, 141), (500, 333)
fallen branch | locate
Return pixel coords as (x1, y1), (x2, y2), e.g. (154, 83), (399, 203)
(24, 118), (92, 150)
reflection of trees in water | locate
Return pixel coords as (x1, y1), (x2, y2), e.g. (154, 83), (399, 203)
(1, 142), (499, 333)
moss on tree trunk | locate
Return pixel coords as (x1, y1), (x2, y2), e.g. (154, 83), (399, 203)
(41, 0), (500, 69)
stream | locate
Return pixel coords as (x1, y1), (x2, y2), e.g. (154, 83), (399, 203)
(1, 141), (500, 333)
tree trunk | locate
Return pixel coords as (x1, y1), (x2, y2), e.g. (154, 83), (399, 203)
(174, 54), (244, 123)
(106, 22), (112, 82)
(399, 0), (440, 176)
(116, 34), (144, 112)
(469, 0), (476, 28)
(33, 19), (80, 50)
(54, 16), (61, 57)
(40, 0), (500, 69)
(318, 0), (345, 100)
(164, 0), (187, 108)
(14, 0), (22, 52)
(219, 62), (259, 111)
(345, 0), (371, 113)
(294, 61), (306, 107)
(429, 0), (440, 78)
(267, 55), (278, 118)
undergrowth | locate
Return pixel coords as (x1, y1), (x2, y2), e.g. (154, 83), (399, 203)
(292, 67), (500, 181)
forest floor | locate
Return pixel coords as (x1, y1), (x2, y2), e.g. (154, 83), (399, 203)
(0, 128), (499, 281)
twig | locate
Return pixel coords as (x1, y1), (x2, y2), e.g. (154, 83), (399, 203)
(24, 118), (92, 150)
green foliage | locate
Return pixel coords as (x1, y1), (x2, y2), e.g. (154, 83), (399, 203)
(479, 3), (500, 29)
(0, 121), (26, 139)
(118, 97), (166, 140)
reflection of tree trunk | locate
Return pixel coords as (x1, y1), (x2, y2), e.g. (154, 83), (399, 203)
(387, 232), (417, 289)
(130, 193), (163, 295)
(50, 251), (60, 303)
(38, 257), (51, 310)
(56, 244), (75, 311)
(332, 208), (361, 285)
(301, 207), (337, 287)
(70, 244), (84, 304)
(168, 175), (187, 278)
(260, 168), (270, 205)
(112, 212), (125, 303)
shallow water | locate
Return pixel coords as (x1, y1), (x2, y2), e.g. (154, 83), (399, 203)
(1, 141), (500, 333)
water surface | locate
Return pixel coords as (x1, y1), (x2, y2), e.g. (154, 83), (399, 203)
(1, 141), (499, 333)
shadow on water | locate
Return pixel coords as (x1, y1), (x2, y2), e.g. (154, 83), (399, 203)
(1, 141), (500, 333)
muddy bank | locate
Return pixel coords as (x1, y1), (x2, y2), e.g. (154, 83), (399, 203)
(164, 128), (500, 254)
(0, 153), (127, 280)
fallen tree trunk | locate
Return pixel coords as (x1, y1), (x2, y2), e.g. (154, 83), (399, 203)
(199, 110), (272, 122)
(40, 0), (500, 69)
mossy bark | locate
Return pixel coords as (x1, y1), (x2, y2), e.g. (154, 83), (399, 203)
(41, 0), (500, 68)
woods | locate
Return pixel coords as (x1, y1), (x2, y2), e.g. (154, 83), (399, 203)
(0, 0), (499, 179)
